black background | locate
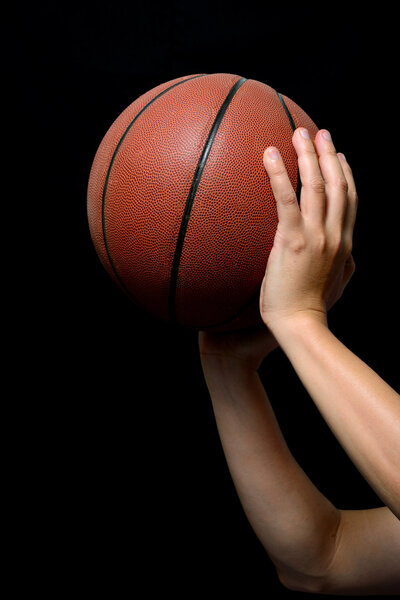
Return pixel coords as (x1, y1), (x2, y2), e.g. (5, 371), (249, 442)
(13, 2), (399, 596)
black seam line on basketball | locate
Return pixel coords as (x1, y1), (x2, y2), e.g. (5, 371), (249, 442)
(276, 91), (301, 203)
(168, 76), (248, 324)
(198, 90), (299, 331)
(100, 73), (209, 297)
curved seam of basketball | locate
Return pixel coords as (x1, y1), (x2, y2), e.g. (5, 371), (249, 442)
(200, 89), (300, 331)
(100, 73), (208, 299)
(168, 76), (248, 324)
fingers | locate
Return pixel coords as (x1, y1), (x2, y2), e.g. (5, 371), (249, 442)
(263, 128), (358, 252)
(263, 147), (301, 230)
(338, 153), (358, 252)
(313, 130), (349, 235)
(292, 127), (326, 225)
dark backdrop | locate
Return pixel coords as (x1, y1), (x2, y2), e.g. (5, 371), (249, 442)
(14, 2), (398, 597)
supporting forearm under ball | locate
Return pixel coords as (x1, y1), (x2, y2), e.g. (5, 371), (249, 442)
(200, 353), (341, 587)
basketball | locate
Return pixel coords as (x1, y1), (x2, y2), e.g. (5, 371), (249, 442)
(87, 73), (318, 331)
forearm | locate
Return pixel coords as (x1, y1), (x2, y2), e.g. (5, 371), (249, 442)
(270, 314), (400, 519)
(200, 353), (341, 587)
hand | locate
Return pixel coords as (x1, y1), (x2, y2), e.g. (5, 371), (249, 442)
(325, 252), (356, 312)
(260, 128), (358, 331)
(198, 324), (279, 372)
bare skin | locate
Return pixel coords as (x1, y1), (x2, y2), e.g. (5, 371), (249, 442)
(199, 128), (400, 594)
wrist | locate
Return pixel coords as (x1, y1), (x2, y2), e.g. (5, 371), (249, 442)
(263, 309), (328, 340)
(198, 327), (279, 374)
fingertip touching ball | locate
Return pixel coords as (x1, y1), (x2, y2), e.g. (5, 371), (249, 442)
(87, 73), (318, 332)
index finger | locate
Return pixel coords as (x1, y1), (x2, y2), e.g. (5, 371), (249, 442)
(263, 147), (302, 230)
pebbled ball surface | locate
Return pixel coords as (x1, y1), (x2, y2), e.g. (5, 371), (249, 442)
(87, 73), (318, 331)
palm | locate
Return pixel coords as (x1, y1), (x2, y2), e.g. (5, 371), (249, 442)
(198, 323), (279, 371)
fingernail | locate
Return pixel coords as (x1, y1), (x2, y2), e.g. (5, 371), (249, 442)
(300, 128), (310, 139)
(266, 147), (280, 161)
(337, 152), (346, 162)
(322, 130), (331, 141)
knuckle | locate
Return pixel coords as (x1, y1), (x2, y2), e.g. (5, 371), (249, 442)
(307, 175), (326, 194)
(289, 233), (306, 253)
(335, 177), (348, 193)
(313, 231), (328, 252)
(325, 147), (338, 157)
(302, 145), (317, 156)
(280, 189), (298, 206)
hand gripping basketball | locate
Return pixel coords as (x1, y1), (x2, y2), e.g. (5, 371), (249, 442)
(260, 127), (358, 331)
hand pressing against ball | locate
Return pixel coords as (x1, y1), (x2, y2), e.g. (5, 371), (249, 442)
(199, 128), (356, 373)
(260, 127), (358, 333)
(198, 240), (354, 373)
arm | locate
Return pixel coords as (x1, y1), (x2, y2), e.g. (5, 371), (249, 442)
(270, 314), (400, 520)
(200, 336), (400, 595)
(200, 347), (342, 593)
(253, 126), (400, 592)
(261, 127), (400, 519)
(324, 506), (400, 595)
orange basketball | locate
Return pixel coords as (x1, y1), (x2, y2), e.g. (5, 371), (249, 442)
(87, 73), (318, 331)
